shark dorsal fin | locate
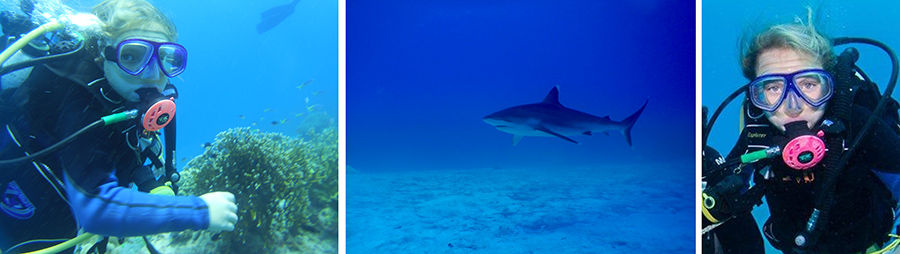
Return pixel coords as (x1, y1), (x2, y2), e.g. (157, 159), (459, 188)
(541, 86), (562, 106)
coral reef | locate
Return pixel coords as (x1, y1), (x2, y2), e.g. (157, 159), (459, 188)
(177, 126), (337, 253)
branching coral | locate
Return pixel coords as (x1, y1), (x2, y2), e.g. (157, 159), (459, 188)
(178, 126), (337, 252)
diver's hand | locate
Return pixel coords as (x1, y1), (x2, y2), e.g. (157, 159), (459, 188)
(200, 192), (238, 232)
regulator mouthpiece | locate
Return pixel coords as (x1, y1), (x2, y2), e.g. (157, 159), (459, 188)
(137, 88), (175, 131)
(781, 121), (826, 170)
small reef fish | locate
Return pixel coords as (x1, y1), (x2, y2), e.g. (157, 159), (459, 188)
(264, 108), (272, 112)
(271, 121), (279, 125)
(238, 115), (246, 119)
(201, 142), (212, 148)
(252, 122), (258, 126)
(297, 79), (314, 90)
(312, 90), (327, 96)
(307, 104), (322, 112)
(295, 112), (306, 117)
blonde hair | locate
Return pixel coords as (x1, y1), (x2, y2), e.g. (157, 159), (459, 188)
(92, 0), (177, 43)
(739, 7), (833, 80)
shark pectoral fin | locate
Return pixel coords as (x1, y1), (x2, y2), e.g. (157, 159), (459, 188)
(536, 126), (580, 144)
(512, 135), (524, 146)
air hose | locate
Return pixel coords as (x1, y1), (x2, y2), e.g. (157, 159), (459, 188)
(0, 110), (138, 166)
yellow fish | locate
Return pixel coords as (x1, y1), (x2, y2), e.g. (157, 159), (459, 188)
(296, 79), (314, 90)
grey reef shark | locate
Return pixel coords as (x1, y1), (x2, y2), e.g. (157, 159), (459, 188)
(483, 86), (648, 146)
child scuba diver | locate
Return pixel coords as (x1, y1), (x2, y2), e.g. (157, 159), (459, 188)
(0, 0), (238, 253)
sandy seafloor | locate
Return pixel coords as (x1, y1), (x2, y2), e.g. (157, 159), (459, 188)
(347, 163), (695, 253)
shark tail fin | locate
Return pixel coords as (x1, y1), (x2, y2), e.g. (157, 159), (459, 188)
(620, 98), (648, 147)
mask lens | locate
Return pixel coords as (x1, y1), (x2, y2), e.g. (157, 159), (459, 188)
(157, 44), (187, 77)
(793, 71), (833, 105)
(117, 42), (153, 74)
(749, 76), (787, 111)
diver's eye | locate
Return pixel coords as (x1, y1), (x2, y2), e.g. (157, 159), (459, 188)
(795, 77), (821, 90)
(764, 81), (784, 94)
(119, 49), (143, 64)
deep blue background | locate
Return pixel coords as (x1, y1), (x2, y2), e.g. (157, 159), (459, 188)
(348, 0), (695, 172)
(703, 1), (900, 252)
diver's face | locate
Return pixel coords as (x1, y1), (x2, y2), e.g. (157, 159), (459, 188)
(756, 47), (826, 131)
(103, 30), (170, 102)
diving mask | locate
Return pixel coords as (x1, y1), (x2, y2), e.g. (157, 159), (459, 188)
(749, 69), (834, 112)
(104, 38), (187, 77)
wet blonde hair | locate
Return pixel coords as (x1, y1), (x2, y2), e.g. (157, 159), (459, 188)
(92, 0), (177, 43)
(739, 7), (833, 80)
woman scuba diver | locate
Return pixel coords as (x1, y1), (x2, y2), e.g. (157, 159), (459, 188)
(702, 10), (900, 254)
(0, 0), (238, 253)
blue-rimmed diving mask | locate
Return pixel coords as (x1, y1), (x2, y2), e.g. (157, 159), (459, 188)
(748, 69), (834, 112)
(104, 38), (187, 78)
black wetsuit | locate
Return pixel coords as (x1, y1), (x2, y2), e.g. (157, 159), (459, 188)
(724, 105), (900, 254)
(703, 146), (765, 254)
(0, 64), (202, 253)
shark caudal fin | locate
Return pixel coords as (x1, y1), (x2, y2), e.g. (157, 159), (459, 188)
(620, 99), (648, 147)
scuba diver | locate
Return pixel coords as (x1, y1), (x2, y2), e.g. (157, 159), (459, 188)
(0, 0), (238, 253)
(702, 11), (900, 254)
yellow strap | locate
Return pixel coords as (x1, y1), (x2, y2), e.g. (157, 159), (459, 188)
(701, 193), (719, 223)
(150, 185), (174, 196)
(22, 233), (94, 254)
(868, 234), (900, 254)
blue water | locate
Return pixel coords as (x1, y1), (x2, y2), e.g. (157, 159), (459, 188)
(348, 0), (695, 171)
(703, 1), (900, 253)
(348, 0), (695, 253)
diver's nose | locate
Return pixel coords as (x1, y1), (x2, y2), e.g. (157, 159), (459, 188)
(139, 58), (162, 79)
(783, 92), (804, 117)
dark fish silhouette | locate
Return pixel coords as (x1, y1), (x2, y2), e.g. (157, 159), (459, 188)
(256, 0), (301, 34)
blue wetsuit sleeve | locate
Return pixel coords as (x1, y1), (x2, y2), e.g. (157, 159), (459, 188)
(65, 172), (210, 237)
